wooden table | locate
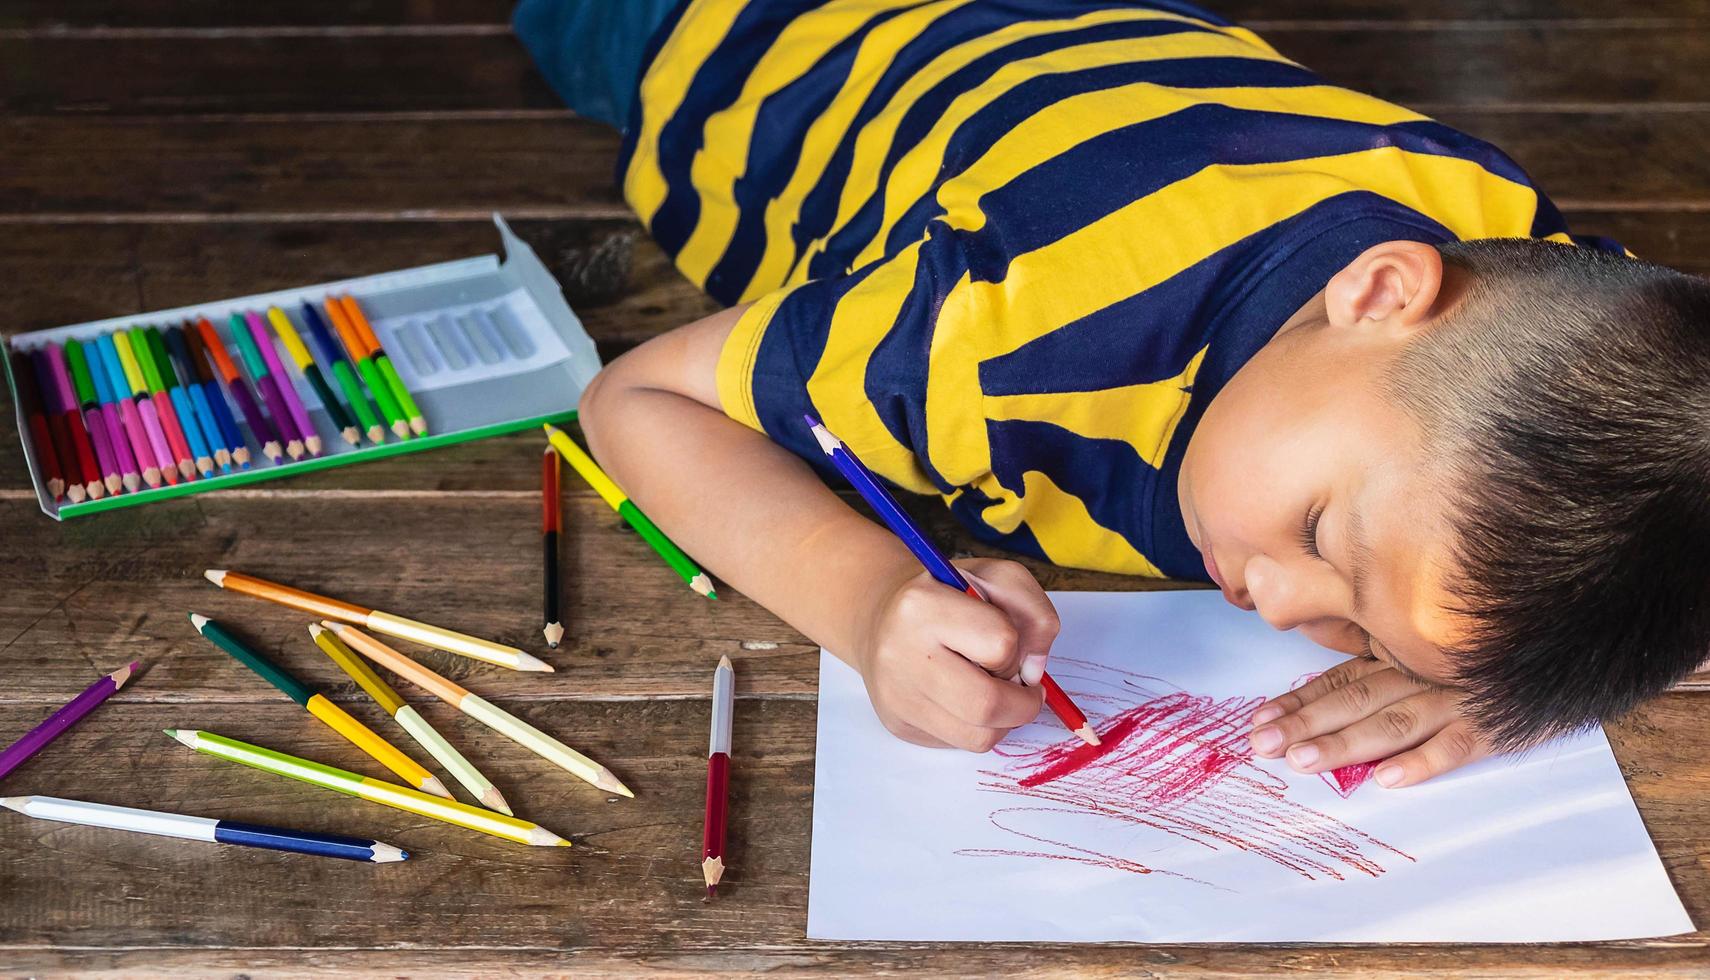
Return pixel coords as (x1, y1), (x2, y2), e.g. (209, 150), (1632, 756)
(3, 1), (1708, 974)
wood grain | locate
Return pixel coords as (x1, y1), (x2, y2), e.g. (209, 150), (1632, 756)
(3, 25), (1708, 115)
(0, 694), (1705, 963)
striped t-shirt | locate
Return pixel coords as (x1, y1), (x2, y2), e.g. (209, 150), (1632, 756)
(617, 0), (1612, 579)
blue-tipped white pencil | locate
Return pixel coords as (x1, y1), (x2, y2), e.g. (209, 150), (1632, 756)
(1, 795), (407, 863)
(804, 414), (1100, 747)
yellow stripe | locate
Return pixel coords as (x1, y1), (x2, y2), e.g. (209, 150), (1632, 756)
(977, 469), (1164, 576)
(937, 84), (1426, 240)
(713, 0), (979, 301)
(355, 775), (547, 845)
(983, 345), (1208, 469)
(716, 291), (788, 432)
(111, 330), (148, 395)
(673, 0), (938, 288)
(922, 148), (1545, 486)
(266, 307), (316, 370)
(833, 30), (1298, 274)
(802, 240), (939, 494)
(780, 7), (1237, 288)
(305, 694), (436, 789)
(625, 0), (753, 226)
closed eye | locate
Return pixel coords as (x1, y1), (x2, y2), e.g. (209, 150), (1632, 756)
(1299, 503), (1325, 560)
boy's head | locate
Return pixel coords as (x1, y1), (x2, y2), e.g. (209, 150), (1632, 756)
(1178, 236), (1710, 750)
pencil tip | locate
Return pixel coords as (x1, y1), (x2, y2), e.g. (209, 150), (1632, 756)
(0, 797), (26, 812)
(482, 787), (514, 816)
(422, 776), (453, 800)
(341, 427), (359, 445)
(370, 843), (409, 863)
(110, 662), (137, 687)
(308, 622), (324, 637)
(718, 654), (733, 672)
(203, 569), (226, 585)
(691, 574), (716, 598)
(527, 826), (570, 847)
(285, 440), (305, 460)
(516, 651), (555, 673)
(1073, 725), (1101, 747)
(188, 612), (210, 631)
(599, 772), (635, 799)
(409, 418), (427, 436)
(702, 856), (725, 889)
(542, 622), (564, 649)
(390, 421), (411, 438)
(366, 425), (385, 443)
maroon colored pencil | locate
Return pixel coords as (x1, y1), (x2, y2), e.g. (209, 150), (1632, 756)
(8, 346), (66, 501)
(0, 663), (138, 782)
(702, 655), (733, 897)
(31, 348), (89, 503)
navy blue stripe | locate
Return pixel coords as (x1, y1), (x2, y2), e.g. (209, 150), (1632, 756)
(215, 820), (396, 862)
(702, 3), (922, 303)
(617, 0), (697, 177)
(810, 55), (1321, 280)
(645, 0), (836, 259)
(985, 417), (1167, 562)
(710, 3), (1220, 299)
(958, 106), (1495, 287)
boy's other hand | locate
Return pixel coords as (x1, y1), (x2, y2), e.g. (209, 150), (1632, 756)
(853, 558), (1058, 752)
(1246, 657), (1492, 789)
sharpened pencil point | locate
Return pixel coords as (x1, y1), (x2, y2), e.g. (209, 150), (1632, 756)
(482, 786), (514, 817)
(596, 769), (634, 799)
(1073, 724), (1101, 747)
(370, 843), (408, 863)
(516, 650), (555, 673)
(305, 436), (323, 456)
(703, 856), (725, 889)
(110, 662), (138, 688)
(285, 439), (305, 460)
(366, 425), (385, 444)
(189, 612), (210, 631)
(341, 427), (360, 446)
(122, 473), (141, 493)
(203, 569), (227, 586)
(409, 417), (427, 436)
(422, 775), (454, 800)
(178, 460), (196, 481)
(691, 574), (717, 599)
(1, 796), (27, 812)
(542, 622), (564, 649)
(527, 826), (570, 847)
(142, 467), (162, 488)
(66, 484), (86, 504)
(390, 420), (411, 439)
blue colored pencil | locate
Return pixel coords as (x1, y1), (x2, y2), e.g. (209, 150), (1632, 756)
(171, 324), (251, 469)
(161, 325), (234, 472)
(803, 414), (1100, 747)
(1, 795), (406, 863)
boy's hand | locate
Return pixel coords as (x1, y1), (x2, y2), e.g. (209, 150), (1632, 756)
(853, 558), (1058, 753)
(1247, 657), (1492, 788)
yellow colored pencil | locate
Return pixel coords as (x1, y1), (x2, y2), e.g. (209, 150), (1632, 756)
(326, 622), (633, 798)
(310, 623), (513, 815)
(189, 613), (451, 799)
(166, 729), (567, 847)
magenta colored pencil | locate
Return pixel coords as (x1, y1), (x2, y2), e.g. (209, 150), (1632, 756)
(243, 311), (319, 456)
(253, 373), (304, 460)
(0, 663), (138, 782)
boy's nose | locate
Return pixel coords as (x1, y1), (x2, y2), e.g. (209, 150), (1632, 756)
(1243, 555), (1332, 631)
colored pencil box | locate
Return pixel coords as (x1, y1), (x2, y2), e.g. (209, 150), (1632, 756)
(5, 215), (601, 520)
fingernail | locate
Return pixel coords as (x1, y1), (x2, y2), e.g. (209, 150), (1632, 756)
(1020, 654), (1047, 687)
(1251, 705), (1283, 726)
(1375, 764), (1403, 788)
(1286, 744), (1319, 769)
(1251, 726), (1283, 754)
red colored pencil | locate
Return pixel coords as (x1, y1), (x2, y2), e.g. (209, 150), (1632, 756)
(31, 348), (90, 503)
(8, 347), (66, 500)
(702, 655), (733, 897)
(542, 446), (563, 649)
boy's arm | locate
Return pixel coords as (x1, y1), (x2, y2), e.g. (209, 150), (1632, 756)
(579, 306), (1057, 751)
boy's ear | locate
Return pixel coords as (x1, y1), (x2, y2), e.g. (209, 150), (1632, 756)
(1323, 240), (1449, 339)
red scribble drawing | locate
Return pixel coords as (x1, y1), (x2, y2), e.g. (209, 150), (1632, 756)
(957, 658), (1413, 887)
(1290, 671), (1381, 799)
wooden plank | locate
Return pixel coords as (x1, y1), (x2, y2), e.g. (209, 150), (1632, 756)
(0, 494), (1193, 704)
(0, 693), (1704, 963)
(3, 113), (1706, 222)
(2, 25), (1708, 115)
(6, 0), (1708, 28)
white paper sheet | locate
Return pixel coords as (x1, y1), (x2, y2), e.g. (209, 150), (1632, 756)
(808, 591), (1691, 943)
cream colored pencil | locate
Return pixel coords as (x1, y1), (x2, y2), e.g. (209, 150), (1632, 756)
(326, 622), (633, 798)
(310, 624), (513, 815)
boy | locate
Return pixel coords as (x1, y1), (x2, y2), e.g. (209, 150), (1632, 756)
(516, 0), (1710, 788)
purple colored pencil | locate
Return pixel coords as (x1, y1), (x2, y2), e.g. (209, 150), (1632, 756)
(243, 311), (320, 456)
(253, 372), (305, 460)
(0, 663), (138, 782)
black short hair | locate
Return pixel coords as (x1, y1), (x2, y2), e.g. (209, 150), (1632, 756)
(1389, 238), (1710, 750)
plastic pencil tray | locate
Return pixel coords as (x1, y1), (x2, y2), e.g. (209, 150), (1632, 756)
(5, 214), (602, 520)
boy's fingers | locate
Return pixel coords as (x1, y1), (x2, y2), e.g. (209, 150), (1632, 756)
(922, 650), (1045, 730)
(1249, 668), (1424, 758)
(960, 561), (1062, 678)
(1274, 691), (1457, 773)
(1371, 720), (1491, 789)
(925, 587), (1024, 676)
(1252, 656), (1390, 727)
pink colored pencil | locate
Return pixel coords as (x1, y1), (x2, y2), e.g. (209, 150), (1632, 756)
(0, 663), (138, 782)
